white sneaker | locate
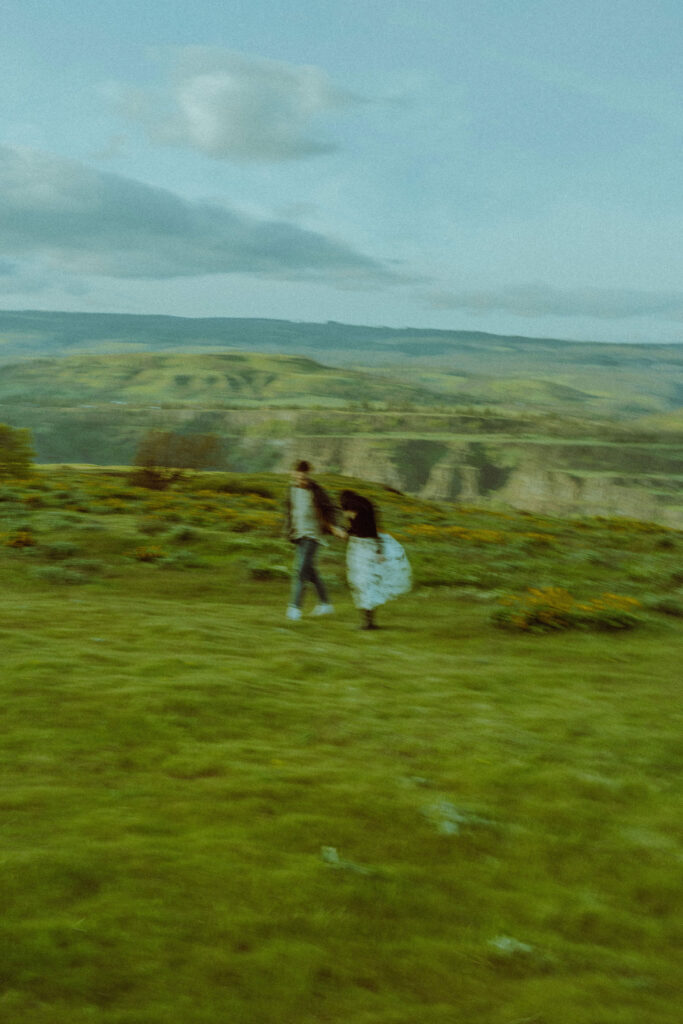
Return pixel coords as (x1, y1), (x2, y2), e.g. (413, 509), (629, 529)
(312, 604), (334, 616)
(286, 605), (302, 621)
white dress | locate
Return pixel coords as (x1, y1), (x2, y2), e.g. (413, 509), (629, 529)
(346, 533), (412, 610)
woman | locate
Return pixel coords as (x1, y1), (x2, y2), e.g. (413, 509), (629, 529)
(332, 489), (411, 629)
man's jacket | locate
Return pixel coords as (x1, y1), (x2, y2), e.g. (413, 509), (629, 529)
(282, 481), (337, 542)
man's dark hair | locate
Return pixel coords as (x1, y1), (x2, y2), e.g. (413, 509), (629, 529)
(295, 459), (311, 473)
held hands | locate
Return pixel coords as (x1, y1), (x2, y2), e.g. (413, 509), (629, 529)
(330, 525), (348, 540)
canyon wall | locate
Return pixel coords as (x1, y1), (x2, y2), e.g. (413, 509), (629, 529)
(271, 436), (683, 529)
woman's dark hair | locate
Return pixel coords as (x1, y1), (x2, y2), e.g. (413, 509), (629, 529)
(294, 459), (311, 473)
(339, 489), (362, 512)
(339, 489), (379, 538)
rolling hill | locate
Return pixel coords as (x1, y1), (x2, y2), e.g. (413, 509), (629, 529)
(1, 311), (681, 526)
(0, 351), (444, 409)
(1, 309), (682, 417)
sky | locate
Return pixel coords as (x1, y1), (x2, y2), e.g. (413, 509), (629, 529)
(1, 0), (682, 343)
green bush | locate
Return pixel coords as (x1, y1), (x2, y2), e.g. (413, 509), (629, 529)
(227, 518), (257, 533)
(247, 562), (290, 581)
(23, 493), (46, 509)
(30, 565), (87, 585)
(4, 529), (36, 549)
(161, 550), (208, 570)
(137, 518), (166, 536)
(44, 541), (82, 561)
(166, 525), (202, 544)
(644, 596), (683, 618)
(214, 479), (275, 499)
(131, 545), (167, 563)
(67, 558), (108, 576)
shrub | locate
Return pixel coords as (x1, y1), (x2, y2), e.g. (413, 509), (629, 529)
(44, 541), (82, 561)
(493, 587), (641, 632)
(161, 550), (208, 570)
(166, 525), (201, 544)
(214, 480), (275, 499)
(247, 562), (290, 581)
(30, 566), (87, 585)
(137, 517), (165, 536)
(97, 498), (129, 514)
(67, 558), (108, 576)
(656, 535), (677, 550)
(5, 529), (36, 548)
(23, 493), (46, 509)
(134, 430), (223, 477)
(132, 545), (166, 563)
(643, 596), (683, 618)
(226, 517), (257, 533)
(75, 520), (107, 533)
(158, 510), (184, 524)
(128, 467), (178, 490)
(519, 531), (557, 551)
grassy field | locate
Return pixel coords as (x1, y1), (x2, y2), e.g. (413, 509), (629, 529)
(1, 468), (681, 1023)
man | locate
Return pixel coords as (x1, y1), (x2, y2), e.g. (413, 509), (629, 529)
(282, 460), (338, 621)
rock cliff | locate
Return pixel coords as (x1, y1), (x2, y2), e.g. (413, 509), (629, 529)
(273, 436), (683, 528)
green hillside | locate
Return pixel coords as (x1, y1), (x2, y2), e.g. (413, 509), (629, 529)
(0, 351), (443, 409)
(0, 466), (681, 1024)
(1, 314), (681, 526)
(1, 309), (682, 416)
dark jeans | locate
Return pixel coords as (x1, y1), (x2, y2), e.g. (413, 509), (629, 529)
(290, 537), (329, 608)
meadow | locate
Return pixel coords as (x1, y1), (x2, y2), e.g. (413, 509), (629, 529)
(1, 467), (681, 1023)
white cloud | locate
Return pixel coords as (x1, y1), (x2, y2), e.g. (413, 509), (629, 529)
(0, 145), (392, 286)
(426, 283), (683, 321)
(117, 48), (364, 161)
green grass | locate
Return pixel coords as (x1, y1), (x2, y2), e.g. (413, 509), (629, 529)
(1, 468), (681, 1023)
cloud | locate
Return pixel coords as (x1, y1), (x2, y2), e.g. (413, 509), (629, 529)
(116, 48), (364, 161)
(0, 145), (392, 285)
(425, 284), (683, 321)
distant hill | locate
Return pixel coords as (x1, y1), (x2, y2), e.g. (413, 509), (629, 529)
(1, 313), (681, 525)
(1, 309), (681, 418)
(0, 350), (444, 409)
(0, 309), (591, 362)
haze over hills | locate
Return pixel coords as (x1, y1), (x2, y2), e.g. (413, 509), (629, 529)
(1, 309), (682, 417)
(0, 309), (613, 362)
(0, 310), (682, 527)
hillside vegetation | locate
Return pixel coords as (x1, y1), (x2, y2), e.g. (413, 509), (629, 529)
(0, 466), (681, 1023)
(1, 312), (681, 527)
(0, 351), (444, 410)
(2, 309), (682, 416)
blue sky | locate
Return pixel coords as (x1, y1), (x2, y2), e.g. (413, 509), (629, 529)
(1, 0), (681, 342)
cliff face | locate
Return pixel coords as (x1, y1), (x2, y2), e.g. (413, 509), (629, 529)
(273, 437), (683, 528)
(2, 398), (680, 527)
(497, 464), (672, 524)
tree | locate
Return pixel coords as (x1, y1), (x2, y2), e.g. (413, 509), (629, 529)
(0, 424), (34, 479)
(130, 430), (223, 488)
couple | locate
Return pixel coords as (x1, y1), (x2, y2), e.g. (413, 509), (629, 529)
(283, 460), (411, 630)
